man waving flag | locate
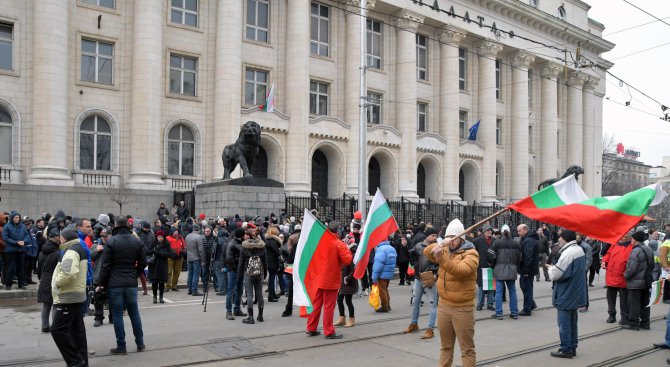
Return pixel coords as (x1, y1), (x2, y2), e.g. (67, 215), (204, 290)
(353, 189), (399, 279)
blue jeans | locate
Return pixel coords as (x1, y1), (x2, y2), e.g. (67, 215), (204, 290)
(283, 273), (293, 307)
(495, 279), (518, 316)
(665, 306), (670, 346)
(476, 285), (494, 308)
(187, 260), (202, 293)
(108, 287), (144, 350)
(519, 274), (535, 313)
(411, 278), (438, 328)
(226, 271), (244, 312)
(213, 260), (226, 293)
(557, 308), (578, 352)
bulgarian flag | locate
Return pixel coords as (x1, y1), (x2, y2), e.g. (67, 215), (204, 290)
(648, 279), (664, 307)
(482, 268), (495, 291)
(509, 176), (667, 245)
(259, 83), (275, 112)
(292, 209), (341, 315)
(353, 189), (399, 279)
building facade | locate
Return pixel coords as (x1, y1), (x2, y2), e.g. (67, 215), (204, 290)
(0, 0), (613, 218)
(601, 152), (651, 196)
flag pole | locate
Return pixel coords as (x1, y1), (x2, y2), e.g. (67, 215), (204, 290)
(357, 1), (368, 221)
(447, 207), (510, 244)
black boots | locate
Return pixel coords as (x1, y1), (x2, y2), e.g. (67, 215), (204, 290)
(242, 308), (254, 324)
(153, 296), (157, 304)
(233, 309), (247, 317)
(257, 307), (264, 322)
(282, 304), (292, 317)
(607, 313), (616, 323)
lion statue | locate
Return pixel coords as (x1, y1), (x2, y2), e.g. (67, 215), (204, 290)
(537, 165), (585, 191)
(222, 121), (262, 180)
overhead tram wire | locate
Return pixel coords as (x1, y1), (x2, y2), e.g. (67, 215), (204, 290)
(623, 0), (670, 29)
(328, 1), (668, 121)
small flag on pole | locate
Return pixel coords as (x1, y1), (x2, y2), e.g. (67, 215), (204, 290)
(259, 82), (275, 112)
(482, 268), (496, 291)
(468, 120), (480, 141)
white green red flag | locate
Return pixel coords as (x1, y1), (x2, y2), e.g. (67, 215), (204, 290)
(648, 279), (664, 307)
(292, 209), (341, 315)
(353, 189), (399, 279)
(259, 82), (275, 112)
(509, 176), (667, 245)
(482, 268), (495, 291)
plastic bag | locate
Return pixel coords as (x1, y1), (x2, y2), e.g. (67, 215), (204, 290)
(368, 284), (381, 310)
(407, 264), (416, 277)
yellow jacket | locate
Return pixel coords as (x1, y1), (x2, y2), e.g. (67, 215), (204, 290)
(52, 239), (88, 305)
(425, 241), (479, 307)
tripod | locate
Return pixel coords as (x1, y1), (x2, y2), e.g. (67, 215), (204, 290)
(202, 248), (217, 312)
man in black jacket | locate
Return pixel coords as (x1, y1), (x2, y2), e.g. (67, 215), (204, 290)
(225, 228), (247, 320)
(517, 224), (539, 316)
(96, 217), (147, 355)
(474, 226), (495, 311)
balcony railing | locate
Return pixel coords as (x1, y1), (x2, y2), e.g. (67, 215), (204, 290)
(172, 178), (197, 191)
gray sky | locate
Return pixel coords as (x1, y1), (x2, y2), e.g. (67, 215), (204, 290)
(586, 0), (670, 166)
(588, 0), (670, 167)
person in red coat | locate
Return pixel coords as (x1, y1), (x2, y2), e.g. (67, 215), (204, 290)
(166, 228), (186, 291)
(602, 233), (634, 325)
(306, 221), (353, 339)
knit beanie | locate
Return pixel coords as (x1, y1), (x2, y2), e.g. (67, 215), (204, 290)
(61, 229), (79, 241)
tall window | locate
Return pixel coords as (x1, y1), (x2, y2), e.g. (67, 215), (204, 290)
(310, 3), (329, 57)
(459, 110), (468, 139)
(366, 19), (382, 69)
(244, 68), (268, 106)
(495, 163), (502, 197)
(495, 59), (502, 100)
(367, 92), (382, 124)
(416, 34), (427, 80)
(0, 23), (12, 70)
(81, 0), (115, 9)
(246, 0), (269, 43)
(168, 125), (195, 176)
(528, 69), (533, 108)
(171, 0), (198, 27)
(417, 102), (427, 132)
(81, 39), (113, 84)
(169, 54), (197, 96)
(0, 106), (12, 165)
(496, 118), (502, 145)
(309, 80), (329, 115)
(79, 115), (111, 171)
(528, 125), (534, 152)
(458, 48), (467, 91)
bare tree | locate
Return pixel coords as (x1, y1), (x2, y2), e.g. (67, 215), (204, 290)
(602, 132), (617, 154)
(106, 183), (134, 214)
(648, 183), (670, 227)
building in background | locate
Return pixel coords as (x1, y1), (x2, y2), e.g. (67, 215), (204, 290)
(0, 0), (613, 218)
(601, 152), (651, 196)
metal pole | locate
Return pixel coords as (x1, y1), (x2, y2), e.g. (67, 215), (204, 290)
(357, 1), (368, 221)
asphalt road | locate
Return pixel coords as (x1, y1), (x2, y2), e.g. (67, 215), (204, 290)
(0, 273), (669, 367)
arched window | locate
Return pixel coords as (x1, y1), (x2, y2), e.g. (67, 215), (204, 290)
(79, 115), (111, 170)
(0, 106), (11, 165)
(168, 124), (195, 176)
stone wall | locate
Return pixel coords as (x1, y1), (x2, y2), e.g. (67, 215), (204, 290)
(0, 184), (173, 221)
(195, 178), (285, 219)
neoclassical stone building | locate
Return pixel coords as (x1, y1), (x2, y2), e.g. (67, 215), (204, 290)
(0, 0), (613, 218)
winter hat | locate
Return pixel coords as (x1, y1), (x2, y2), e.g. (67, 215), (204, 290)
(353, 211), (362, 221)
(198, 213), (206, 220)
(234, 227), (246, 239)
(294, 224), (302, 231)
(192, 224), (201, 232)
(327, 221), (340, 233)
(142, 221), (151, 229)
(481, 226), (493, 233)
(424, 227), (438, 237)
(171, 228), (180, 235)
(155, 230), (165, 238)
(501, 224), (511, 234)
(98, 214), (110, 226)
(632, 231), (646, 243)
(444, 219), (466, 239)
(290, 216), (296, 222)
(100, 228), (110, 237)
(128, 218), (134, 226)
(48, 227), (61, 239)
(560, 229), (577, 243)
(635, 225), (649, 234)
(61, 229), (79, 241)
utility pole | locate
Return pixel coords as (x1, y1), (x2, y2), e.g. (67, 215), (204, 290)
(358, 1), (368, 221)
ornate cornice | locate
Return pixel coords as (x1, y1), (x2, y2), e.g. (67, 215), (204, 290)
(476, 40), (503, 57)
(511, 51), (535, 69)
(241, 106), (290, 120)
(395, 9), (424, 31)
(459, 152), (484, 160)
(439, 25), (466, 45)
(261, 125), (288, 135)
(540, 62), (563, 79)
(583, 76), (600, 91)
(344, 0), (376, 11)
(309, 132), (348, 142)
(567, 71), (588, 87)
(309, 115), (351, 129)
(369, 139), (400, 149)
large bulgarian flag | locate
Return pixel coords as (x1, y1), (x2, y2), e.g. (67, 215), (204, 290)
(353, 189), (399, 279)
(509, 175), (667, 245)
(292, 208), (341, 315)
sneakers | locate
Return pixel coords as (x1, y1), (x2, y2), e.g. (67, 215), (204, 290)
(491, 314), (503, 320)
(550, 349), (573, 359)
(509, 314), (518, 320)
(109, 348), (127, 355)
(226, 312), (234, 320)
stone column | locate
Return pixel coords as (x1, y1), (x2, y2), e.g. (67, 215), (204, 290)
(477, 40), (503, 203)
(28, 0), (70, 184)
(581, 76), (599, 196)
(439, 26), (465, 201)
(395, 10), (423, 199)
(539, 63), (562, 182)
(283, 0), (310, 195)
(212, 1), (243, 181)
(344, 1), (364, 195)
(566, 72), (586, 169)
(510, 51), (535, 200)
(127, 0), (164, 187)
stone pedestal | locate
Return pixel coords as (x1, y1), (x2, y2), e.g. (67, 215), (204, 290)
(195, 178), (285, 218)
